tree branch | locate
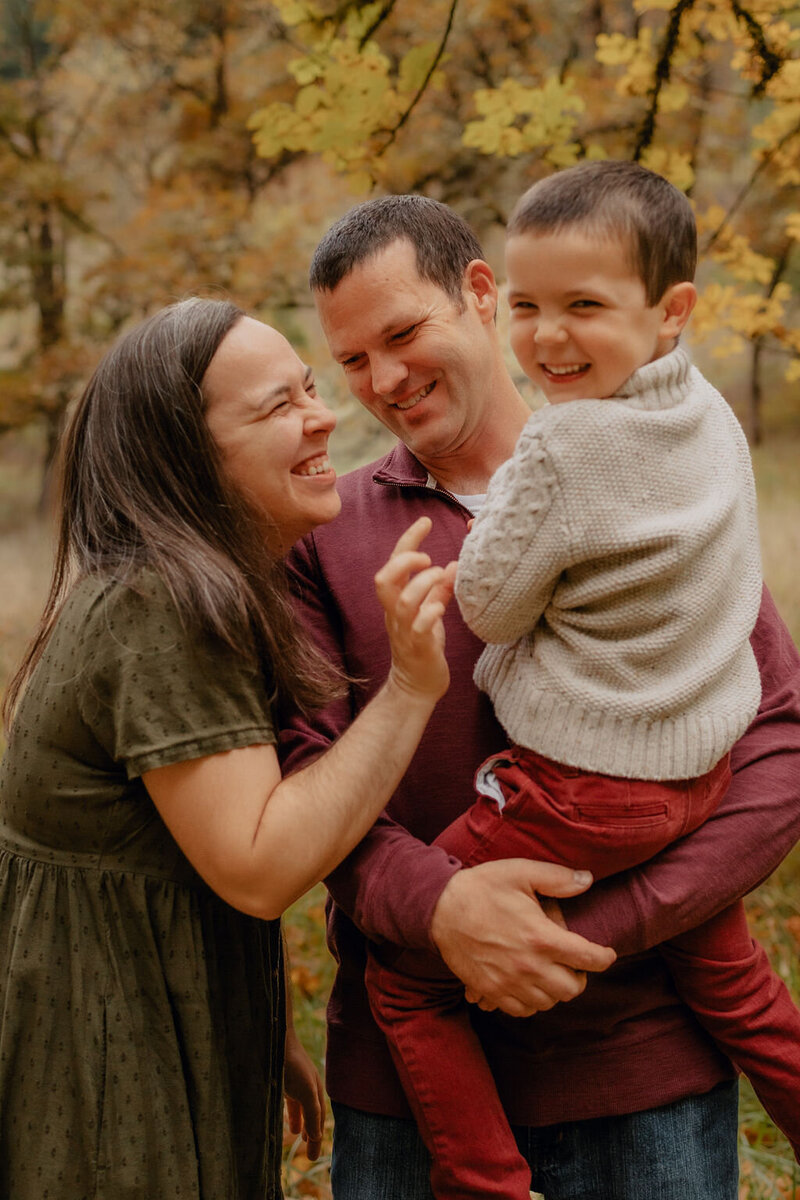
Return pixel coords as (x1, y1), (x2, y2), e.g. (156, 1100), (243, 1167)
(377, 0), (459, 155)
(703, 118), (800, 252)
(730, 0), (783, 96)
(633, 0), (696, 161)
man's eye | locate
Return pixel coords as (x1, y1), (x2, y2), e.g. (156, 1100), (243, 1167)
(391, 325), (417, 342)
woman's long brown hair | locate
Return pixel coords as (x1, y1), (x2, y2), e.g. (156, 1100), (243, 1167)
(3, 298), (341, 729)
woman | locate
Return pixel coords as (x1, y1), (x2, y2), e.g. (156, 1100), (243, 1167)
(0, 298), (455, 1199)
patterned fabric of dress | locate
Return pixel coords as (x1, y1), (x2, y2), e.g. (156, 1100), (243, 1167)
(0, 574), (284, 1199)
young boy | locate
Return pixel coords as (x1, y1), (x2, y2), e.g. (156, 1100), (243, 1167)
(365, 161), (800, 1200)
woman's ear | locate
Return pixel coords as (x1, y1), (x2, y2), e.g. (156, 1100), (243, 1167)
(661, 281), (697, 338)
(463, 259), (498, 323)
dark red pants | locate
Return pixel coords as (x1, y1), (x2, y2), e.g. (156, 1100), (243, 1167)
(366, 748), (800, 1199)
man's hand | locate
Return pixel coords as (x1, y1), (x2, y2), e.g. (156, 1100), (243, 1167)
(430, 859), (616, 1017)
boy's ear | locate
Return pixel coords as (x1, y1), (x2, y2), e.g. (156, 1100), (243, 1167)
(463, 259), (498, 323)
(661, 281), (697, 338)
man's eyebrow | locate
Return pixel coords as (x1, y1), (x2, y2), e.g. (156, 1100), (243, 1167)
(334, 316), (418, 362)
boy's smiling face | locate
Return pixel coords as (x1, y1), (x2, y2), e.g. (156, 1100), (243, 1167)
(505, 226), (695, 405)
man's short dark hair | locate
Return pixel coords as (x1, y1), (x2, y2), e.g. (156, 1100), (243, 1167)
(508, 160), (697, 305)
(309, 194), (484, 306)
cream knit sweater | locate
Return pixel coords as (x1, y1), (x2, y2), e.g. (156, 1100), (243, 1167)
(455, 347), (762, 780)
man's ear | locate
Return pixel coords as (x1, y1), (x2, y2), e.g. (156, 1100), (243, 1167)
(661, 281), (697, 338)
(463, 259), (498, 322)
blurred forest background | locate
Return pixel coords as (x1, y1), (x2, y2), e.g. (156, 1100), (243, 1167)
(0, 0), (799, 1196)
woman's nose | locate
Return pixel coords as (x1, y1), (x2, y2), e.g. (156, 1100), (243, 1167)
(304, 393), (337, 433)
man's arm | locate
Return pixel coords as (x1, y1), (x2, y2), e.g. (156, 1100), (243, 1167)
(281, 527), (615, 1008)
(563, 585), (800, 956)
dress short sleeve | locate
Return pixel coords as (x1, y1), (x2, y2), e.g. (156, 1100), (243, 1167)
(75, 575), (276, 778)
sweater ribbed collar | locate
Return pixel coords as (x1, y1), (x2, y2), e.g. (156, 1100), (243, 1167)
(614, 345), (692, 411)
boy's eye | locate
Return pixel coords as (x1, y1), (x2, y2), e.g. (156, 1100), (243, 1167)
(511, 300), (537, 311)
(573, 299), (600, 310)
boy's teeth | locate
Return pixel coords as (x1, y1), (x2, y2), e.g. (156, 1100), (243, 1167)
(546, 364), (586, 376)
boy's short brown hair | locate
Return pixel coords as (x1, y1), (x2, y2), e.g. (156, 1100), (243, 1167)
(508, 160), (697, 305)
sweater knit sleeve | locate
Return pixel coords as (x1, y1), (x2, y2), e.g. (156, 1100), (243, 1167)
(455, 415), (565, 644)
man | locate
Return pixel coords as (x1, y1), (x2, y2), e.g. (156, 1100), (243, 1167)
(280, 194), (800, 1199)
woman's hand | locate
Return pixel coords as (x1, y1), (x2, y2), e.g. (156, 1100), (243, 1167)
(284, 1028), (326, 1161)
(375, 516), (457, 703)
(145, 517), (457, 920)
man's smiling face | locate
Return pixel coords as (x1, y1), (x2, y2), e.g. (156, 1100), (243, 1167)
(314, 239), (498, 470)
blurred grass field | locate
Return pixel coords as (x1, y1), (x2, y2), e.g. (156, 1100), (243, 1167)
(0, 411), (798, 1199)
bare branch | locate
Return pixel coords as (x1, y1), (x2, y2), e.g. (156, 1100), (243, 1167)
(376, 0), (459, 155)
(730, 0), (783, 96)
(359, 0), (398, 50)
(703, 118), (800, 252)
(633, 0), (696, 161)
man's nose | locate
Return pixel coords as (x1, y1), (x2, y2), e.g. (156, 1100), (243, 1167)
(369, 352), (409, 398)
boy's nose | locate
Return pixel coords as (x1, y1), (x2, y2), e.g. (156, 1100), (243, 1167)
(534, 316), (568, 345)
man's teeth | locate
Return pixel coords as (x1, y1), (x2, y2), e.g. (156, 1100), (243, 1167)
(296, 456), (331, 476)
(545, 364), (587, 376)
(395, 381), (435, 410)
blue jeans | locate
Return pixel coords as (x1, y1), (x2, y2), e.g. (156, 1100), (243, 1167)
(330, 1081), (740, 1200)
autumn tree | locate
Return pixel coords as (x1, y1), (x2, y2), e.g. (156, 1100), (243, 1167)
(2, 0), (798, 472)
(249, 0), (800, 441)
(0, 0), (100, 463)
(0, 0), (355, 483)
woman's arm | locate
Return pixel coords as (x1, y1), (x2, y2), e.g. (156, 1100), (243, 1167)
(144, 518), (457, 920)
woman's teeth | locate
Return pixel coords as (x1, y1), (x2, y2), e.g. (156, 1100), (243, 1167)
(295, 455), (331, 476)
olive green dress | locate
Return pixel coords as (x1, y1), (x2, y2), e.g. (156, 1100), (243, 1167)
(0, 575), (285, 1199)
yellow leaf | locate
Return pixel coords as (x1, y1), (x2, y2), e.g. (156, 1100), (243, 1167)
(595, 33), (638, 67)
(640, 147), (694, 193)
(398, 41), (441, 96)
(289, 54), (323, 86)
(344, 0), (386, 41)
